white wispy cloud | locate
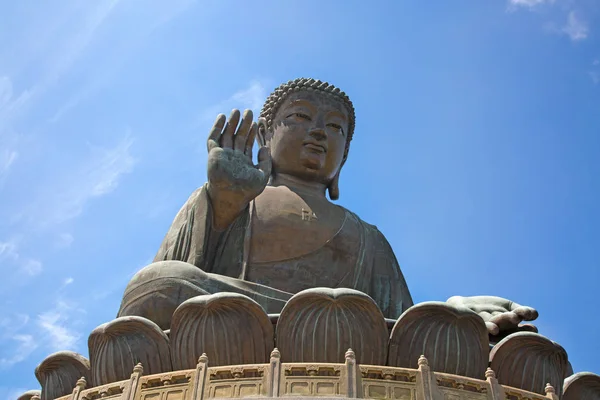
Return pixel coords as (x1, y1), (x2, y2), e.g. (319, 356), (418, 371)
(197, 80), (269, 126)
(21, 133), (136, 228)
(232, 81), (268, 112)
(0, 76), (34, 125)
(56, 233), (75, 249)
(87, 135), (136, 197)
(0, 314), (38, 370)
(0, 239), (43, 277)
(0, 76), (13, 110)
(0, 240), (18, 260)
(2, 1), (121, 123)
(0, 2), (123, 187)
(0, 150), (18, 181)
(0, 76), (22, 184)
(63, 277), (74, 286)
(50, 0), (196, 124)
(0, 299), (85, 368)
(0, 334), (38, 369)
(508, 0), (553, 8)
(37, 300), (83, 351)
(43, 1), (122, 83)
(21, 260), (43, 276)
(0, 313), (30, 334)
(562, 11), (588, 41)
(591, 59), (600, 85)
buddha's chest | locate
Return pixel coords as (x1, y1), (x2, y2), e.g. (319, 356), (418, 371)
(248, 187), (348, 263)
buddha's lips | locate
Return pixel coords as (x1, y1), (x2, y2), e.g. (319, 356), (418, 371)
(303, 141), (327, 153)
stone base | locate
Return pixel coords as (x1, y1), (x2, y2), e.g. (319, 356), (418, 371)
(45, 351), (573, 400)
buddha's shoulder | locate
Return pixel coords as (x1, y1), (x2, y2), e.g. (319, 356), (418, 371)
(337, 208), (392, 245)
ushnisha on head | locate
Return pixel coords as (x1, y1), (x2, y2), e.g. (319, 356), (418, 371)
(258, 78), (356, 200)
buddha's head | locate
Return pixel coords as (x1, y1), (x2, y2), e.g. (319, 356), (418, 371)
(258, 78), (355, 200)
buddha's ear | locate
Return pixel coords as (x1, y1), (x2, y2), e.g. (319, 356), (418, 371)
(257, 117), (268, 147)
(328, 171), (340, 201)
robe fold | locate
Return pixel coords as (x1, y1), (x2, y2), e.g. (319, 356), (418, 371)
(152, 184), (413, 319)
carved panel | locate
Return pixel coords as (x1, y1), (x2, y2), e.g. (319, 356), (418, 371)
(358, 365), (416, 399)
(276, 288), (388, 364)
(359, 365), (417, 383)
(502, 387), (547, 400)
(139, 384), (189, 400)
(170, 292), (273, 369)
(388, 302), (489, 379)
(435, 372), (487, 395)
(204, 364), (268, 398)
(282, 377), (342, 397)
(489, 332), (569, 396)
(88, 316), (172, 386)
(35, 351), (91, 400)
(206, 381), (264, 398)
(78, 380), (126, 400)
(362, 380), (414, 399)
(563, 372), (600, 400)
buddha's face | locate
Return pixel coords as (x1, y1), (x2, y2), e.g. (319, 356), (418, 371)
(266, 91), (349, 185)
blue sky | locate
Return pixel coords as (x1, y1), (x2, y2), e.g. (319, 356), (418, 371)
(1, 0), (599, 397)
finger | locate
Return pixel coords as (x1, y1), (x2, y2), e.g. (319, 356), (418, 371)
(245, 122), (257, 159)
(257, 146), (272, 180)
(220, 109), (240, 149)
(517, 323), (538, 333)
(207, 114), (226, 152)
(490, 311), (521, 330)
(234, 109), (253, 151)
(512, 306), (538, 321)
(207, 139), (219, 152)
(477, 311), (494, 322)
(485, 321), (500, 336)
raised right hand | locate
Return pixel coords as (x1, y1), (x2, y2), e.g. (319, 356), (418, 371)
(206, 109), (272, 213)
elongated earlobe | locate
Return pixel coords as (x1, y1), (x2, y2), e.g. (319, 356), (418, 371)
(257, 117), (268, 147)
(328, 172), (340, 200)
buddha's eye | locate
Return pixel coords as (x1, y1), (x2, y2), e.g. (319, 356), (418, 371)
(327, 123), (344, 134)
(288, 112), (311, 121)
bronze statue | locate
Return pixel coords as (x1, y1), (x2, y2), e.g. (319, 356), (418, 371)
(118, 78), (538, 337)
(24, 78), (599, 400)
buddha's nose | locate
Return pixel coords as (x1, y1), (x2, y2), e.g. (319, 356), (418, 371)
(309, 127), (327, 141)
(309, 117), (327, 140)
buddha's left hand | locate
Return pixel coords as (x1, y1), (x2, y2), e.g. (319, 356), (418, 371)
(446, 295), (539, 337)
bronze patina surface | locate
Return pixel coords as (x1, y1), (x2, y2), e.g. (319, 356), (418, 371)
(118, 78), (537, 337)
(20, 78), (600, 400)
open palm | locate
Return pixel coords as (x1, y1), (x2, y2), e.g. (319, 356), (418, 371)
(206, 109), (272, 202)
(447, 295), (539, 338)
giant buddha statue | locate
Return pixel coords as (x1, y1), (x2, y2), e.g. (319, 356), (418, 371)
(117, 78), (537, 338)
(23, 78), (600, 400)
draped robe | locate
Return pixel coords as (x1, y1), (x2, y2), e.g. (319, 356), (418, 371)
(147, 184), (413, 319)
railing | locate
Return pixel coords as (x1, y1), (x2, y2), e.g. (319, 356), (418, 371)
(45, 350), (560, 400)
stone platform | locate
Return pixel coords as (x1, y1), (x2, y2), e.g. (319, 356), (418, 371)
(43, 351), (562, 400)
